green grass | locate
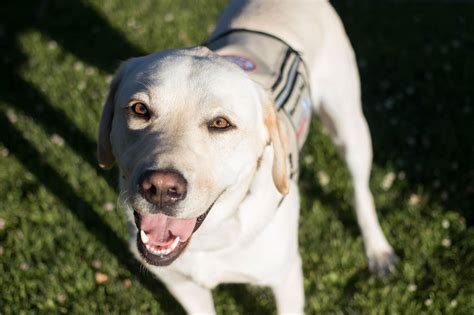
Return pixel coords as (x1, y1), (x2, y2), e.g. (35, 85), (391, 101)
(0, 0), (473, 313)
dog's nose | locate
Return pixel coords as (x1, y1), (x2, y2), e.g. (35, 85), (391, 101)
(139, 170), (187, 207)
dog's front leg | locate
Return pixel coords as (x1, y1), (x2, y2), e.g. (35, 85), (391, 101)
(271, 254), (305, 315)
(157, 270), (216, 315)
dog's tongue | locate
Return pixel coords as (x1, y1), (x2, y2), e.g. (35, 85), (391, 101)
(140, 213), (197, 245)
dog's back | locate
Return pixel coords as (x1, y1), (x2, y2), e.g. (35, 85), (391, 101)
(210, 0), (345, 70)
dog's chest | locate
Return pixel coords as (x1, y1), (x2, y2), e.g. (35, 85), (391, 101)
(207, 30), (313, 180)
(171, 240), (289, 289)
(173, 251), (261, 288)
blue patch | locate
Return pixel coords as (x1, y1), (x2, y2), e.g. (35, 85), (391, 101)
(223, 55), (256, 72)
(302, 97), (312, 112)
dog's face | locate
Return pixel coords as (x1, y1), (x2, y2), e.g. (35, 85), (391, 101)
(97, 47), (288, 266)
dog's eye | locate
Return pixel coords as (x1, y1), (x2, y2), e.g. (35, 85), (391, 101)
(130, 102), (149, 117)
(208, 117), (232, 130)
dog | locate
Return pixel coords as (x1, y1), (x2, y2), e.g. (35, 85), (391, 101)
(97, 0), (397, 313)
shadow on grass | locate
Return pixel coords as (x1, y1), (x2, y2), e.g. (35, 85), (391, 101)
(298, 0), (473, 247)
(216, 284), (276, 314)
(330, 0), (474, 225)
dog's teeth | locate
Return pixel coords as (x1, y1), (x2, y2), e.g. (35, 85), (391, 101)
(140, 230), (149, 244)
(145, 244), (152, 253)
(144, 236), (181, 256)
(156, 248), (167, 255)
(170, 236), (180, 250)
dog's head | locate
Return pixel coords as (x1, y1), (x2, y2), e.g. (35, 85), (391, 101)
(97, 47), (288, 266)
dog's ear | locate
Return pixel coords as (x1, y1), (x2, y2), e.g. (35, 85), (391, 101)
(262, 92), (289, 195)
(97, 63), (126, 169)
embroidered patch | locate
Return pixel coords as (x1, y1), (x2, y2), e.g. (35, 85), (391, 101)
(223, 55), (256, 72)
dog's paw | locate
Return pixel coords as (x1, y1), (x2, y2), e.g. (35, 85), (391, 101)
(368, 248), (398, 277)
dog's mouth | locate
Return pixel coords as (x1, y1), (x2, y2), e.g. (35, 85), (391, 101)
(134, 206), (211, 266)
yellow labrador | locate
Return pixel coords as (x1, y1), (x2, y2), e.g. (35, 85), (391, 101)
(98, 1), (396, 313)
